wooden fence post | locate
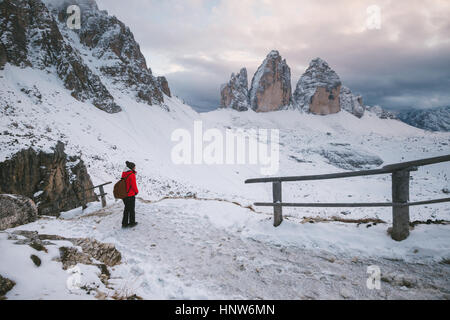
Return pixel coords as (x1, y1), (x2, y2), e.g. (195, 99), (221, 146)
(272, 181), (283, 227)
(391, 169), (410, 241)
(99, 185), (107, 208)
(81, 189), (87, 210)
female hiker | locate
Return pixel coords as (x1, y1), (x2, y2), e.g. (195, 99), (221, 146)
(122, 161), (139, 228)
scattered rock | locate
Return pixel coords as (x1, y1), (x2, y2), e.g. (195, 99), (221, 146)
(59, 246), (93, 269)
(29, 241), (47, 253)
(30, 254), (41, 267)
(0, 194), (38, 230)
(381, 273), (418, 288)
(0, 275), (15, 298)
(71, 238), (122, 267)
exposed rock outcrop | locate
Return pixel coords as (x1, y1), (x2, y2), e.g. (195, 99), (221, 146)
(0, 142), (97, 216)
(249, 50), (292, 112)
(220, 68), (250, 111)
(340, 86), (365, 118)
(0, 194), (38, 231)
(316, 143), (383, 170)
(0, 0), (171, 110)
(294, 58), (366, 117)
(0, 275), (16, 298)
(366, 105), (397, 119)
(156, 76), (171, 97)
(0, 0), (121, 113)
(293, 58), (341, 115)
(5, 230), (122, 292)
(50, 0), (164, 106)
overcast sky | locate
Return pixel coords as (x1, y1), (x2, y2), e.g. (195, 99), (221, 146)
(96, 0), (450, 112)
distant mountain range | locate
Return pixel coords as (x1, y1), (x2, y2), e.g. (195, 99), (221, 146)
(397, 106), (450, 132)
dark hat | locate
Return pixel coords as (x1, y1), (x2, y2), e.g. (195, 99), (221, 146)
(125, 161), (136, 170)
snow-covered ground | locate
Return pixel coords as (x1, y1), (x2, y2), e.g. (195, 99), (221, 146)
(1, 64), (450, 299)
(2, 198), (449, 299)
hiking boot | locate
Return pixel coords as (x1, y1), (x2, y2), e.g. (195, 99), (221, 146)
(128, 222), (138, 228)
(122, 224), (129, 229)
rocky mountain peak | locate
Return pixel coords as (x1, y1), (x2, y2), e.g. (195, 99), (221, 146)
(294, 57), (365, 117)
(249, 50), (292, 112)
(0, 0), (168, 113)
(220, 67), (249, 111)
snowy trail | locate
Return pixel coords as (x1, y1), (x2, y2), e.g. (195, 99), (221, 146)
(19, 198), (449, 300)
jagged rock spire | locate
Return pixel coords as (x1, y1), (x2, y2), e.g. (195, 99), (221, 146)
(249, 50), (292, 112)
(220, 68), (249, 111)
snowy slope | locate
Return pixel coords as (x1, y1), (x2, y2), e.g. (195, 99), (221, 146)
(3, 198), (449, 300)
(1, 64), (450, 224)
(1, 63), (450, 299)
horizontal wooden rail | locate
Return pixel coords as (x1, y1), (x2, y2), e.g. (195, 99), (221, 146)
(245, 154), (450, 184)
(254, 197), (450, 208)
(85, 181), (112, 191)
(245, 154), (450, 241)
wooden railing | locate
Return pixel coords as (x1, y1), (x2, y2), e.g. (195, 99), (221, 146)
(81, 181), (112, 209)
(245, 155), (450, 241)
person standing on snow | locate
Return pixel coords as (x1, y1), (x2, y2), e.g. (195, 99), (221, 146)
(122, 161), (139, 228)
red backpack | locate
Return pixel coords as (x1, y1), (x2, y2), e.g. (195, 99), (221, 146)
(113, 172), (132, 199)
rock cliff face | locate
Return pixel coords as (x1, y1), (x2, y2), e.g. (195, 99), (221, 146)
(340, 86), (365, 118)
(0, 0), (169, 111)
(156, 76), (171, 97)
(294, 58), (366, 117)
(0, 142), (97, 216)
(249, 50), (292, 112)
(0, 194), (38, 230)
(50, 0), (164, 105)
(293, 58), (341, 115)
(220, 68), (250, 111)
(0, 0), (121, 113)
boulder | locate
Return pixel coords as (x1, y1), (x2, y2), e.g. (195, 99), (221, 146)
(340, 86), (365, 118)
(0, 141), (97, 216)
(0, 275), (15, 297)
(249, 50), (292, 112)
(0, 194), (37, 230)
(220, 68), (249, 111)
(293, 58), (341, 115)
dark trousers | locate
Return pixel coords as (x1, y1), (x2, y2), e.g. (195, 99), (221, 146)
(122, 196), (136, 226)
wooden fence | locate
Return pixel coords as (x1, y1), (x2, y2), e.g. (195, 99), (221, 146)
(80, 181), (112, 209)
(245, 155), (450, 241)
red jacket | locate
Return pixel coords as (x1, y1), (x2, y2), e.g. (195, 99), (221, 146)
(122, 170), (138, 197)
